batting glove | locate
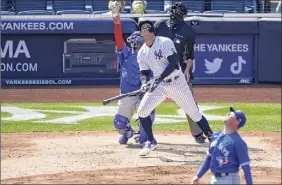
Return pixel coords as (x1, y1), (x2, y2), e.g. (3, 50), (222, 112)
(147, 77), (161, 93)
(140, 83), (150, 93)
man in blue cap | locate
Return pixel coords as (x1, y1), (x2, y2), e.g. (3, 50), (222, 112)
(191, 107), (253, 184)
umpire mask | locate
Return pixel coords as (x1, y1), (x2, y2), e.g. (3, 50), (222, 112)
(168, 3), (186, 27)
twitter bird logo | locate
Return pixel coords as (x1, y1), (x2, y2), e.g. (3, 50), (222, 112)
(204, 58), (223, 74)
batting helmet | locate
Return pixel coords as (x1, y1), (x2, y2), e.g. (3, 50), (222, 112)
(127, 31), (145, 48)
(138, 20), (155, 33)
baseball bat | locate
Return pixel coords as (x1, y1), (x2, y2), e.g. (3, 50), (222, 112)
(102, 88), (144, 105)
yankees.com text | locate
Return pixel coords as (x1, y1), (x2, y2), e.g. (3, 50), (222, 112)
(1, 22), (74, 31)
(1, 62), (38, 72)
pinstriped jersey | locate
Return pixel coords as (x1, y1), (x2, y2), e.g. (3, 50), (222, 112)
(137, 36), (181, 80)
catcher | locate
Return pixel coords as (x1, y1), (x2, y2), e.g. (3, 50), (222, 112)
(111, 14), (155, 146)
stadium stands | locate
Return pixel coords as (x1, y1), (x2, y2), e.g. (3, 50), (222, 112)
(92, 0), (171, 14)
(245, 0), (256, 12)
(204, 10), (237, 13)
(54, 0), (93, 14)
(1, 0), (15, 14)
(0, 0), (280, 15)
(211, 0), (249, 13)
(92, 0), (108, 11)
(146, 0), (164, 11)
(177, 0), (206, 13)
(13, 0), (53, 15)
(1, 0), (8, 11)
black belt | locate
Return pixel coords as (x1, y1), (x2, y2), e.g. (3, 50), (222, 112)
(214, 173), (230, 178)
(162, 76), (179, 83)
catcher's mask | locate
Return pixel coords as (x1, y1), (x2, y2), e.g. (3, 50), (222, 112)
(127, 31), (145, 49)
(168, 2), (188, 27)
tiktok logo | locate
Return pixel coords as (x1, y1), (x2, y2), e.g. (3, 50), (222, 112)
(230, 56), (246, 75)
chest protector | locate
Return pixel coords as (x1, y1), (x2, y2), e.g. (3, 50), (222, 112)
(121, 52), (141, 86)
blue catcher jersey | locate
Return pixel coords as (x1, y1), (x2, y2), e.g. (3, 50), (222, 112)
(116, 45), (141, 94)
(207, 131), (250, 174)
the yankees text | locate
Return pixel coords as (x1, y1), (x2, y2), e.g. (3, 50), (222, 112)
(194, 44), (249, 52)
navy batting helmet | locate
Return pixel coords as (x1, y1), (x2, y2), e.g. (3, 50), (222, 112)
(127, 31), (144, 48)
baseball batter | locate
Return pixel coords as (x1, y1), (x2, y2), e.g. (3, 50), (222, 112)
(136, 20), (213, 156)
(112, 15), (155, 146)
(191, 107), (253, 185)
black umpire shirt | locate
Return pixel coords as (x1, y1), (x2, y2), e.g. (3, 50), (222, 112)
(154, 19), (196, 80)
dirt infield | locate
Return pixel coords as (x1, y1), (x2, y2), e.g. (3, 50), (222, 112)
(1, 85), (281, 184)
(1, 85), (281, 103)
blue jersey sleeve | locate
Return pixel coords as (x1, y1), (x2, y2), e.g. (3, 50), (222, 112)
(116, 45), (130, 64)
(196, 132), (219, 178)
(242, 164), (253, 184)
(235, 139), (250, 167)
(197, 154), (211, 178)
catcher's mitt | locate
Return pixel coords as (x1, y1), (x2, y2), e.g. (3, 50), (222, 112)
(108, 0), (126, 12)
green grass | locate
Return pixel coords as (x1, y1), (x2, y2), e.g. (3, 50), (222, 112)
(1, 103), (281, 133)
(1, 112), (12, 118)
(1, 112), (81, 132)
(3, 103), (95, 112)
(203, 103), (281, 131)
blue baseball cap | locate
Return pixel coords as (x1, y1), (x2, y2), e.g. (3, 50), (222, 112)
(230, 107), (246, 128)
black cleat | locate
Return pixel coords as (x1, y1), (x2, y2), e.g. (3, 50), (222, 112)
(194, 134), (206, 144)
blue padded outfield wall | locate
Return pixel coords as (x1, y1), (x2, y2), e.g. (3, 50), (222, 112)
(1, 15), (281, 86)
(257, 18), (281, 83)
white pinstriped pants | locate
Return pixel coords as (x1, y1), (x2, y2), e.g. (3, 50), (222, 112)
(137, 73), (202, 122)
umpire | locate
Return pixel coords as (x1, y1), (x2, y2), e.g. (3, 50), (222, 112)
(154, 2), (206, 144)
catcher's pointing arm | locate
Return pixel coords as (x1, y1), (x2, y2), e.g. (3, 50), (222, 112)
(112, 15), (125, 50)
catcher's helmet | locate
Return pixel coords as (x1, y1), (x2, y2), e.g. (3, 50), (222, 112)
(127, 31), (145, 48)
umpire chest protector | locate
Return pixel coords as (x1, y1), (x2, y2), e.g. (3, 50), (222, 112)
(155, 20), (195, 76)
(156, 21), (190, 58)
(116, 46), (142, 95)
